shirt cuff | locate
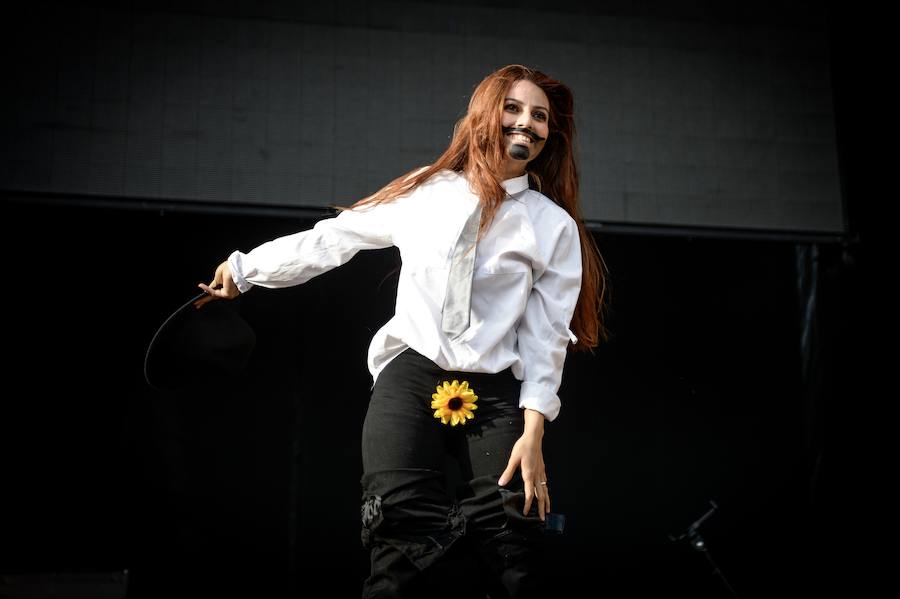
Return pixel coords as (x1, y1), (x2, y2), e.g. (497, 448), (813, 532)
(227, 250), (253, 294)
(518, 381), (561, 422)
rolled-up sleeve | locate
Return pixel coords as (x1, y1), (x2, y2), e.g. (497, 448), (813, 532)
(515, 217), (582, 422)
(227, 200), (400, 294)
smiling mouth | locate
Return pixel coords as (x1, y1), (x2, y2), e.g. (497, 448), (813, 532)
(502, 126), (545, 143)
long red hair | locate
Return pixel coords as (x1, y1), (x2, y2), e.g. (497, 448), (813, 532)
(345, 64), (608, 350)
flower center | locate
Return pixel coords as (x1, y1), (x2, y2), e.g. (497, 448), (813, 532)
(448, 397), (463, 411)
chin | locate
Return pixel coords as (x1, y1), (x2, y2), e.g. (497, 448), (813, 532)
(506, 145), (532, 160)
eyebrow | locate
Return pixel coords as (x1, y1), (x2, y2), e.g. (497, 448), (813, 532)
(504, 97), (549, 113)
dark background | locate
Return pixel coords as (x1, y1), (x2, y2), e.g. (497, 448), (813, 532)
(1, 0), (846, 233)
(2, 1), (872, 598)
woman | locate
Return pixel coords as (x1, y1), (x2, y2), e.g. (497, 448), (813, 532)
(196, 64), (608, 598)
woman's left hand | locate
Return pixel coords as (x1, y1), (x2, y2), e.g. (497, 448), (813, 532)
(498, 409), (550, 521)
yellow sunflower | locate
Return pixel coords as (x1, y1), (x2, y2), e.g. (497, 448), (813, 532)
(431, 380), (478, 426)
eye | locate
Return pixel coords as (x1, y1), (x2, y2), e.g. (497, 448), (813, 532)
(533, 112), (547, 121)
(505, 103), (519, 112)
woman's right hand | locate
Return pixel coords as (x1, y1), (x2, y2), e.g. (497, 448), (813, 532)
(193, 260), (241, 309)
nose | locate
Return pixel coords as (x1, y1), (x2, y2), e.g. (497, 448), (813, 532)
(516, 112), (535, 129)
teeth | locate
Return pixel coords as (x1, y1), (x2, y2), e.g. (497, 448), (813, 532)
(509, 133), (532, 143)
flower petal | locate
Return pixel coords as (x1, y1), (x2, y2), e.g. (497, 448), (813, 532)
(430, 381), (480, 425)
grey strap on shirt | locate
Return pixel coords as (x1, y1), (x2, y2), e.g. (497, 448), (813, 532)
(441, 201), (483, 338)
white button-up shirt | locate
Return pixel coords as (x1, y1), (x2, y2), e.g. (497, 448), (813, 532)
(227, 169), (582, 421)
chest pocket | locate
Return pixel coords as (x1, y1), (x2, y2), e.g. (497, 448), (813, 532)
(475, 237), (535, 277)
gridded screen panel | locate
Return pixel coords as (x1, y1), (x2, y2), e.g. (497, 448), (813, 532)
(1, 1), (842, 233)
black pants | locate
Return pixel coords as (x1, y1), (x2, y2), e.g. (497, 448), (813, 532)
(360, 348), (548, 598)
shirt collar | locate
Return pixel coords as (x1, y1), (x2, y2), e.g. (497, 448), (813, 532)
(502, 172), (530, 196)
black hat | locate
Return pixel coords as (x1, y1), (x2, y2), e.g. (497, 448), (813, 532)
(144, 291), (256, 392)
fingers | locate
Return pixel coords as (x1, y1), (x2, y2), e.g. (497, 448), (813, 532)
(194, 261), (239, 309)
(523, 481), (534, 517)
(497, 437), (551, 521)
(537, 479), (550, 521)
(545, 483), (551, 515)
(524, 474), (550, 521)
(198, 282), (225, 296)
(497, 458), (518, 488)
(192, 293), (212, 309)
(526, 454), (548, 521)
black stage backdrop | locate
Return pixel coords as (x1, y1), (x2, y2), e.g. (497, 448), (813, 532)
(2, 198), (862, 598)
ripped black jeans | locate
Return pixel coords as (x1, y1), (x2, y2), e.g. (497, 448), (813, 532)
(360, 348), (549, 599)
